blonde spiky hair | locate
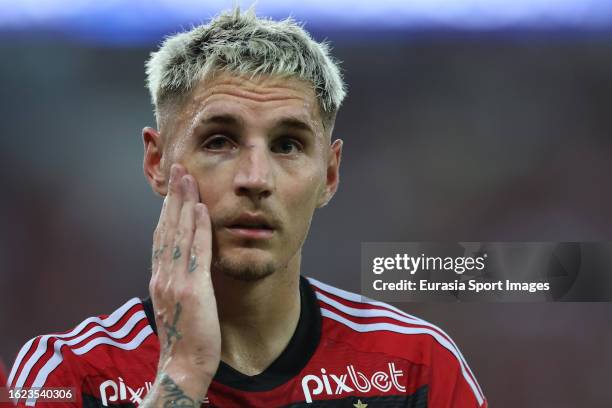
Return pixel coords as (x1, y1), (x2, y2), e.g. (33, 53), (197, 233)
(145, 6), (347, 129)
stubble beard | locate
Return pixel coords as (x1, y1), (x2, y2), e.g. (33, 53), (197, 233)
(212, 256), (276, 282)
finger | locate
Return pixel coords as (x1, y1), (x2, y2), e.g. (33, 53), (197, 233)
(153, 163), (186, 275)
(151, 196), (168, 270)
(190, 203), (213, 281)
(170, 174), (198, 277)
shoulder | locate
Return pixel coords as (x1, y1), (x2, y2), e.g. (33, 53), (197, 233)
(8, 297), (155, 391)
(307, 277), (487, 406)
(307, 276), (459, 354)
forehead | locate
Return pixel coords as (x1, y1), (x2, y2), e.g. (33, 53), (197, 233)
(174, 72), (324, 134)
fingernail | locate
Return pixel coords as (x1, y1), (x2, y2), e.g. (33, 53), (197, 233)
(182, 175), (192, 190)
(196, 203), (208, 218)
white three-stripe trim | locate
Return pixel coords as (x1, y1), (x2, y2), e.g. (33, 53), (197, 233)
(308, 277), (425, 322)
(25, 324), (153, 406)
(308, 277), (484, 406)
(320, 308), (484, 406)
(8, 338), (35, 387)
(9, 297), (147, 391)
(28, 310), (147, 389)
(314, 287), (482, 393)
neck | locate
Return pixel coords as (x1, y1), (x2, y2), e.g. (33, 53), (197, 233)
(211, 252), (302, 376)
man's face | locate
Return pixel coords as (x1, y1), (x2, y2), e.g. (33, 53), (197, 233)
(146, 72), (341, 281)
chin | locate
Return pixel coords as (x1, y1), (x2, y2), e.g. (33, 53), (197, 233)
(212, 248), (277, 282)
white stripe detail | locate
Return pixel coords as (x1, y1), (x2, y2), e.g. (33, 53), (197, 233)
(320, 307), (485, 406)
(72, 324), (153, 355)
(308, 277), (484, 400)
(308, 277), (422, 320)
(13, 297), (141, 390)
(28, 311), (146, 390)
(315, 288), (424, 324)
(25, 324), (153, 407)
(8, 338), (35, 387)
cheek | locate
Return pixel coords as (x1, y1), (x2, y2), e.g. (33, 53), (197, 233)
(196, 183), (223, 209)
(184, 156), (232, 206)
(282, 168), (325, 224)
(188, 172), (227, 213)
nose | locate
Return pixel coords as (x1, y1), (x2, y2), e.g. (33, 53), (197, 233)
(233, 143), (274, 200)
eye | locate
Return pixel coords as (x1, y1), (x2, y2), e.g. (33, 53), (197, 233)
(271, 137), (303, 155)
(202, 135), (236, 152)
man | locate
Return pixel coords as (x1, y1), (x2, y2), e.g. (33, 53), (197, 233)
(8, 8), (486, 407)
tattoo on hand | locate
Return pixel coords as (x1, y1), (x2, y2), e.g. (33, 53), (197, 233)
(164, 302), (183, 347)
(160, 373), (198, 408)
(153, 245), (167, 262)
(173, 246), (182, 260)
(189, 255), (197, 273)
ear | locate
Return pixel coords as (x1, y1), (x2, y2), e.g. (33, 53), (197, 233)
(317, 139), (343, 208)
(143, 127), (168, 196)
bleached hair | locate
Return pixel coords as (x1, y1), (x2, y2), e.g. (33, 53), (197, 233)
(145, 7), (347, 129)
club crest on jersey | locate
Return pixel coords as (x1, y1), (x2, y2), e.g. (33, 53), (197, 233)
(301, 362), (405, 403)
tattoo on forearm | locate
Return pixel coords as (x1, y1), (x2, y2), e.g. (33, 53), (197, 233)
(164, 302), (183, 347)
(173, 245), (182, 260)
(189, 255), (197, 273)
(159, 373), (198, 408)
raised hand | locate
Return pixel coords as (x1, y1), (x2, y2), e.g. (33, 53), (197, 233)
(143, 163), (221, 407)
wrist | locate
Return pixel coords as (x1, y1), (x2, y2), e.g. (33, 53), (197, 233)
(158, 357), (219, 397)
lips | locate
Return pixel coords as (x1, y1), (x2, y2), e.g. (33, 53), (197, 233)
(225, 213), (277, 239)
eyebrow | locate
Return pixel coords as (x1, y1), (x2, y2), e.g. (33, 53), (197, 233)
(276, 117), (315, 134)
(199, 113), (315, 134)
(199, 114), (244, 128)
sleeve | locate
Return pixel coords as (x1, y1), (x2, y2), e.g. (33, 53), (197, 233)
(428, 340), (487, 408)
(7, 336), (83, 408)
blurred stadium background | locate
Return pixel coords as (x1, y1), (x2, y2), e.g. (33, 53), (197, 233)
(1, 0), (611, 406)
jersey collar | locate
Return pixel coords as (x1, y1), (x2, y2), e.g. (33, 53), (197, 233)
(142, 275), (322, 391)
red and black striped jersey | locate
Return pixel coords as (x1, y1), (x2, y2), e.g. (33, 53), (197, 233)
(7, 276), (487, 407)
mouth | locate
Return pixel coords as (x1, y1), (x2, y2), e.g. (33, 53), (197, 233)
(225, 214), (277, 239)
